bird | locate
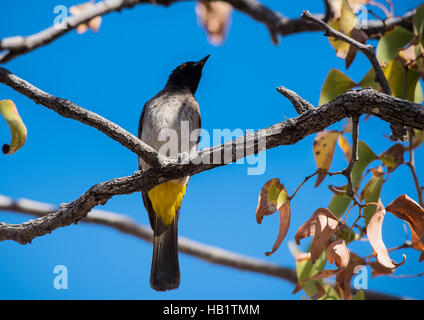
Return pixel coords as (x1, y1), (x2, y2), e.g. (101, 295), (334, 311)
(138, 55), (210, 291)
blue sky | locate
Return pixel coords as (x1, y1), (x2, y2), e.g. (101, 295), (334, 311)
(0, 0), (423, 299)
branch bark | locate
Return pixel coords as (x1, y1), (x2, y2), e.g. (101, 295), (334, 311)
(0, 195), (408, 300)
(0, 0), (416, 63)
(0, 67), (164, 168)
(0, 66), (423, 244)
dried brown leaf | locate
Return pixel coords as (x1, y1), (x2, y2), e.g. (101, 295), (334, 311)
(265, 201), (291, 256)
(366, 199), (398, 269)
(370, 255), (406, 277)
(345, 29), (368, 69)
(256, 178), (289, 223)
(379, 143), (405, 172)
(295, 208), (341, 263)
(386, 194), (424, 243)
(328, 240), (350, 268)
(305, 240), (350, 281)
(336, 251), (365, 298)
(196, 1), (232, 46)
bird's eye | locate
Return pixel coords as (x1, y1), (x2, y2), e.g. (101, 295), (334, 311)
(178, 63), (187, 69)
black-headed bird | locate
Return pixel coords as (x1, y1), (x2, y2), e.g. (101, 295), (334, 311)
(138, 55), (209, 291)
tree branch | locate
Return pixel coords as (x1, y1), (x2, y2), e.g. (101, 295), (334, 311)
(276, 85), (314, 114)
(0, 67), (165, 168)
(0, 195), (407, 300)
(0, 0), (416, 64)
(0, 66), (423, 245)
(301, 10), (408, 141)
(301, 10), (391, 95)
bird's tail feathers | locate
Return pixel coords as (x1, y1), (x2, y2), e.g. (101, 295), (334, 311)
(150, 215), (180, 291)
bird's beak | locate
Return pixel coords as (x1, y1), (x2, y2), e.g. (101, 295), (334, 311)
(195, 54), (210, 68)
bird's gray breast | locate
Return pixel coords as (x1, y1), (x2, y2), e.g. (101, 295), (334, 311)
(139, 90), (201, 171)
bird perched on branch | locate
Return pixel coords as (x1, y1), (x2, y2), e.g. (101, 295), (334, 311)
(138, 55), (210, 291)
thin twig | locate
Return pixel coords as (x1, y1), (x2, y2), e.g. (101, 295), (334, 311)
(343, 114), (359, 198)
(301, 10), (391, 96)
(289, 171), (318, 200)
(301, 10), (408, 141)
(406, 129), (424, 207)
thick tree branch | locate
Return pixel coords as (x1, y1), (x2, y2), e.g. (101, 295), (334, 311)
(0, 67), (164, 168)
(0, 0), (416, 63)
(0, 66), (423, 245)
(0, 195), (407, 300)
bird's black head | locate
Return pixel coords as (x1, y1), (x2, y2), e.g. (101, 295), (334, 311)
(165, 55), (210, 94)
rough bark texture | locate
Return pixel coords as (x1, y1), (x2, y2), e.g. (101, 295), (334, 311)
(0, 66), (422, 245)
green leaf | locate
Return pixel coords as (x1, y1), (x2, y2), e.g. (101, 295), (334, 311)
(328, 192), (351, 218)
(410, 129), (424, 150)
(413, 4), (424, 35)
(362, 171), (384, 226)
(319, 69), (357, 105)
(353, 290), (365, 300)
(0, 100), (27, 154)
(415, 81), (423, 103)
(319, 285), (341, 300)
(351, 140), (377, 192)
(384, 59), (420, 101)
(377, 26), (414, 66)
(358, 68), (382, 91)
(296, 250), (327, 298)
(327, 141), (377, 218)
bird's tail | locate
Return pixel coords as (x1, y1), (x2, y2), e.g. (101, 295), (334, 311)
(150, 215), (180, 291)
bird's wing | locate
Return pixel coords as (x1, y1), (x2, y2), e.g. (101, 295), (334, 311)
(138, 98), (159, 230)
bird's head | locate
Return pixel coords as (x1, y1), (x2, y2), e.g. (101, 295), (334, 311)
(165, 55), (210, 94)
